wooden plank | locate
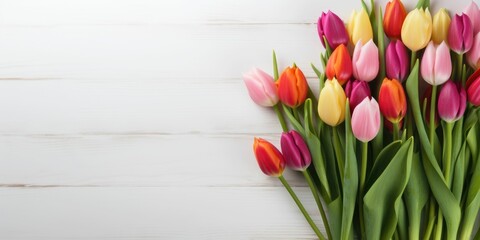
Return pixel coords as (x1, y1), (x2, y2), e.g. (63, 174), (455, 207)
(0, 187), (324, 239)
(0, 135), (309, 187)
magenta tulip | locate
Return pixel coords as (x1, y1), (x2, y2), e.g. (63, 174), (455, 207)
(352, 39), (379, 82)
(386, 40), (409, 82)
(351, 97), (381, 142)
(448, 14), (474, 54)
(421, 41), (452, 86)
(318, 11), (349, 50)
(464, 1), (480, 34)
(438, 80), (466, 122)
(345, 79), (371, 112)
(280, 130), (312, 171)
(243, 68), (279, 107)
(467, 32), (480, 69)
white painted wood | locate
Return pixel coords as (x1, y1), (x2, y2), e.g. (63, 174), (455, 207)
(0, 0), (472, 239)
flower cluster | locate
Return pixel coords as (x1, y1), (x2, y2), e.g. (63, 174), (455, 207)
(243, 0), (480, 239)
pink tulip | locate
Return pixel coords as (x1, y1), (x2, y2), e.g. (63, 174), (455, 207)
(467, 32), (480, 69)
(318, 11), (349, 49)
(386, 40), (409, 82)
(351, 97), (381, 142)
(243, 68), (279, 107)
(281, 130), (312, 171)
(438, 80), (466, 122)
(448, 14), (474, 54)
(421, 41), (452, 86)
(464, 1), (480, 34)
(345, 79), (371, 112)
(352, 39), (379, 82)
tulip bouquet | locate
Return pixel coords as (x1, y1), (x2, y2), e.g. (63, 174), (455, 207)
(243, 0), (480, 239)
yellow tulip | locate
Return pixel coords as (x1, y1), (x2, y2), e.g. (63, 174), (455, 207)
(401, 8), (432, 51)
(347, 8), (373, 45)
(318, 78), (346, 126)
(432, 8), (451, 44)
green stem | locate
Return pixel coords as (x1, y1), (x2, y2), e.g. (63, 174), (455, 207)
(332, 126), (345, 181)
(434, 211), (443, 240)
(293, 107), (301, 123)
(358, 141), (368, 239)
(273, 104), (288, 132)
(278, 176), (325, 240)
(423, 199), (436, 240)
(303, 171), (332, 240)
(457, 53), (464, 85)
(393, 121), (400, 141)
(429, 85), (437, 152)
(444, 122), (453, 187)
(409, 212), (421, 240)
(411, 51), (417, 70)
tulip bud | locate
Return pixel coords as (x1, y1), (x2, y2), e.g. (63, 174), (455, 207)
(438, 80), (467, 122)
(318, 11), (349, 49)
(351, 97), (381, 142)
(401, 8), (432, 51)
(277, 65), (308, 108)
(432, 8), (451, 44)
(281, 130), (312, 171)
(243, 68), (279, 107)
(379, 78), (407, 124)
(386, 40), (409, 82)
(348, 8), (373, 45)
(326, 44), (353, 85)
(318, 79), (346, 126)
(345, 79), (371, 112)
(467, 32), (480, 69)
(448, 14), (474, 54)
(421, 41), (452, 86)
(466, 68), (480, 106)
(253, 137), (285, 177)
(352, 39), (379, 82)
(383, 0), (407, 39)
(464, 1), (480, 34)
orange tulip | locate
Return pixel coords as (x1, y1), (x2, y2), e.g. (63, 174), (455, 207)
(253, 138), (285, 177)
(326, 44), (353, 85)
(384, 0), (407, 39)
(277, 65), (308, 108)
(379, 78), (407, 123)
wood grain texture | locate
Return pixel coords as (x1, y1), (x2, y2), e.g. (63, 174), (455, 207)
(0, 0), (471, 239)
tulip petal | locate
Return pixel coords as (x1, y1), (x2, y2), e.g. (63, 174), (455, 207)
(438, 81), (460, 121)
(433, 42), (452, 85)
(421, 42), (436, 85)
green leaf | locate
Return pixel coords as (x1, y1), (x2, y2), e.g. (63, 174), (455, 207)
(375, 6), (386, 89)
(459, 142), (480, 239)
(327, 197), (343, 240)
(282, 104), (305, 136)
(272, 50), (279, 81)
(363, 138), (414, 240)
(321, 126), (341, 199)
(406, 60), (461, 239)
(453, 142), (467, 202)
(340, 100), (358, 240)
(365, 140), (402, 192)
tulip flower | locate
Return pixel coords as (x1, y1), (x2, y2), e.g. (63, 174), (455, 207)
(318, 11), (349, 50)
(351, 97), (381, 142)
(347, 8), (373, 45)
(386, 40), (409, 82)
(464, 1), (480, 34)
(467, 68), (480, 106)
(448, 13), (474, 54)
(277, 65), (308, 108)
(379, 78), (407, 123)
(401, 8), (432, 51)
(281, 130), (312, 171)
(432, 8), (451, 44)
(421, 41), (452, 86)
(243, 68), (279, 107)
(352, 39), (379, 82)
(383, 0), (407, 39)
(438, 80), (467, 122)
(253, 137), (285, 177)
(467, 32), (480, 69)
(326, 44), (353, 85)
(318, 79), (346, 126)
(345, 79), (371, 112)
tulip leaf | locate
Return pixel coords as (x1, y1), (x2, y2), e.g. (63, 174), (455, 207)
(363, 137), (413, 240)
(321, 126), (341, 199)
(327, 197), (342, 240)
(340, 100), (358, 240)
(272, 50), (279, 81)
(365, 140), (401, 192)
(282, 104), (305, 137)
(406, 60), (461, 239)
(397, 199), (408, 240)
(453, 141), (467, 202)
(376, 7), (385, 83)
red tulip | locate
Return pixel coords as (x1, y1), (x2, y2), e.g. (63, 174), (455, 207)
(277, 65), (308, 108)
(384, 0), (407, 39)
(326, 44), (353, 85)
(467, 68), (480, 106)
(253, 138), (285, 177)
(379, 78), (407, 123)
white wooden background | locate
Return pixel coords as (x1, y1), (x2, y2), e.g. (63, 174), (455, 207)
(0, 0), (470, 239)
